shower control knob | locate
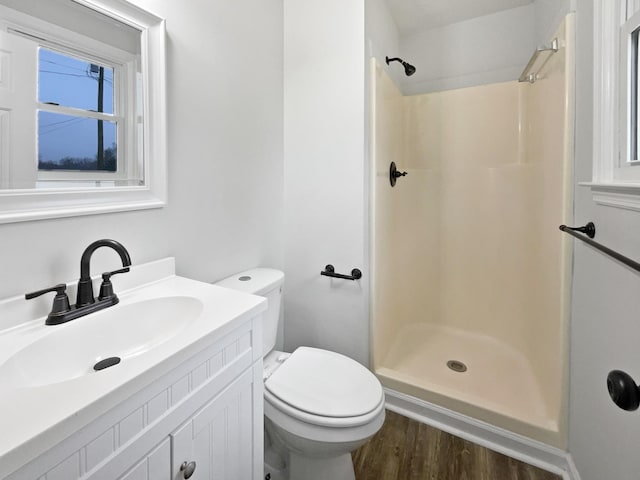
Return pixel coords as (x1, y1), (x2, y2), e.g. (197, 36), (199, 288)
(389, 161), (408, 187)
(607, 370), (640, 411)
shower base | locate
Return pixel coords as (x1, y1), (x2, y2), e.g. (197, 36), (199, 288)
(376, 323), (560, 444)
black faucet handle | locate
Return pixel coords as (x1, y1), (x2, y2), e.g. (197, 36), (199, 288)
(102, 267), (130, 280)
(26, 283), (67, 300)
(25, 283), (71, 317)
(98, 267), (130, 301)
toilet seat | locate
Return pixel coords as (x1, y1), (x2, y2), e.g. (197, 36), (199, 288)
(265, 388), (385, 428)
(264, 347), (384, 427)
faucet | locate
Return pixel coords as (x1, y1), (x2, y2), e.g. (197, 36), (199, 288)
(25, 239), (132, 325)
(76, 239), (132, 307)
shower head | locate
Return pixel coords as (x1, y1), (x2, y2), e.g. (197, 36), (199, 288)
(404, 63), (416, 76)
(386, 56), (416, 76)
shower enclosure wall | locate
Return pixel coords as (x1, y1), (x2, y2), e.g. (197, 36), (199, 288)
(370, 16), (574, 447)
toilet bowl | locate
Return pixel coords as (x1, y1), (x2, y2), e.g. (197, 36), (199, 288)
(215, 269), (385, 480)
(264, 348), (385, 479)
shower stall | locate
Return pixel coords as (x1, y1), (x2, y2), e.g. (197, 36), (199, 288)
(369, 16), (574, 447)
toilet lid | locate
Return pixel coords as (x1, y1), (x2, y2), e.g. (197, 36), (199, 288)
(264, 347), (383, 418)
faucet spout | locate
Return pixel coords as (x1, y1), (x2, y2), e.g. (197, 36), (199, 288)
(76, 239), (131, 307)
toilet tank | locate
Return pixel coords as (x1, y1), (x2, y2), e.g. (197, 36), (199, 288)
(214, 268), (284, 356)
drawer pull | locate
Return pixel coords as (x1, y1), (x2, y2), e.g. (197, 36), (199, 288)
(180, 461), (196, 479)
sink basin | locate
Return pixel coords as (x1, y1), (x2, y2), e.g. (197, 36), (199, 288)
(0, 259), (269, 480)
(0, 296), (203, 388)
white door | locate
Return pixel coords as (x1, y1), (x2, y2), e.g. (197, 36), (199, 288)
(0, 30), (37, 189)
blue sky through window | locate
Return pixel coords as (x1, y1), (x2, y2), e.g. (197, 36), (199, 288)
(38, 48), (116, 170)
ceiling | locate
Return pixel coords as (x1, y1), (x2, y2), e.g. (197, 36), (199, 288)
(384, 0), (535, 36)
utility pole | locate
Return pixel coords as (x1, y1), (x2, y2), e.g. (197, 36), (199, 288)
(97, 65), (104, 170)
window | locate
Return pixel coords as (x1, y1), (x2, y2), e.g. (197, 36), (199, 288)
(0, 1), (143, 188)
(591, 0), (640, 209)
(38, 48), (118, 174)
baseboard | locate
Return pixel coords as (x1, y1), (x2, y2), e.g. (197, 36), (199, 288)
(384, 388), (581, 480)
(563, 454), (582, 480)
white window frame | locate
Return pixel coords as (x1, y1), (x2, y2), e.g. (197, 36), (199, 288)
(0, 0), (166, 224)
(590, 0), (640, 210)
(3, 9), (140, 183)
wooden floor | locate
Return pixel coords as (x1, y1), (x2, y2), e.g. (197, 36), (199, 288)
(352, 410), (561, 480)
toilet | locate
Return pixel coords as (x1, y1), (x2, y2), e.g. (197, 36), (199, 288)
(215, 268), (385, 480)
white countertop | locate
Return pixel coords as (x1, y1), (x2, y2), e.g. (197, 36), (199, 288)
(0, 258), (266, 478)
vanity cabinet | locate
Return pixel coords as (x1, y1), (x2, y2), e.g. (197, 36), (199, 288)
(5, 317), (263, 480)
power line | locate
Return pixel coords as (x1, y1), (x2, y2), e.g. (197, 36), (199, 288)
(39, 117), (85, 135)
(40, 117), (83, 129)
(39, 69), (113, 84)
(39, 70), (87, 78)
(40, 119), (116, 138)
(40, 59), (88, 73)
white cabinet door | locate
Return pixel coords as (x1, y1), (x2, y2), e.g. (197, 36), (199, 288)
(117, 438), (171, 480)
(171, 368), (258, 480)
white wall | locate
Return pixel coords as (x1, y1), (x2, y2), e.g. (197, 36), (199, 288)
(534, 0), (574, 45)
(398, 5), (535, 95)
(283, 0), (368, 365)
(569, 0), (640, 478)
(365, 0), (402, 88)
(134, 0), (284, 283)
(0, 0), (283, 300)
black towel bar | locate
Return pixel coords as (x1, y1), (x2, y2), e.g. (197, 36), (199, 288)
(320, 264), (362, 281)
(559, 223), (640, 273)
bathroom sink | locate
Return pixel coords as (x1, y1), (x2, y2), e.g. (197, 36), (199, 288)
(0, 296), (203, 388)
(0, 259), (269, 480)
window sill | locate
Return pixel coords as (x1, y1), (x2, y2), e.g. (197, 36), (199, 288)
(580, 182), (640, 211)
(0, 186), (165, 223)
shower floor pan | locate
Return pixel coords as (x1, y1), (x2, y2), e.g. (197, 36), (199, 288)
(376, 323), (560, 444)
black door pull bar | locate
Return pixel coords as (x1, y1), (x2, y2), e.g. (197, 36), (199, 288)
(560, 223), (640, 413)
(559, 222), (640, 273)
(321, 264), (362, 280)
